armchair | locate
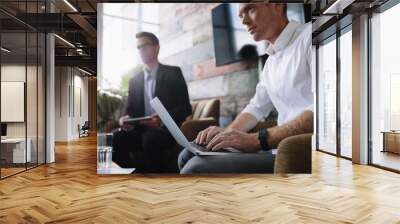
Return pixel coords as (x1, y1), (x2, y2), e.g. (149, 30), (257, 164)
(251, 118), (312, 174)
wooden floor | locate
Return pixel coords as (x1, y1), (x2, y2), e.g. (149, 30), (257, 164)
(1, 135), (400, 223)
(1, 163), (44, 178)
(372, 150), (400, 171)
(1, 167), (26, 178)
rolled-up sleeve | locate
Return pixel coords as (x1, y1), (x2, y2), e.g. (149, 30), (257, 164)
(241, 82), (274, 121)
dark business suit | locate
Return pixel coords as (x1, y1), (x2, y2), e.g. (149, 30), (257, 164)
(113, 64), (192, 172)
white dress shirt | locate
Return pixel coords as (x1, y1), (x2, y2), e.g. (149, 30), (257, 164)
(242, 21), (313, 126)
(143, 64), (159, 116)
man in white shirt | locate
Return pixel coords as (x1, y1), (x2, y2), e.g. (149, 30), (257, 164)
(178, 3), (313, 174)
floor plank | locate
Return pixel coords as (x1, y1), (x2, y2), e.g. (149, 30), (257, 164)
(0, 134), (399, 223)
(372, 150), (400, 171)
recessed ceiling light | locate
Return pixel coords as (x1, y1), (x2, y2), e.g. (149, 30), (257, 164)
(54, 34), (75, 48)
(63, 0), (78, 12)
(1, 47), (11, 53)
(322, 0), (354, 15)
(78, 67), (93, 76)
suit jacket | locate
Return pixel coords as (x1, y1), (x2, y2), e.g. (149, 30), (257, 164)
(125, 63), (192, 127)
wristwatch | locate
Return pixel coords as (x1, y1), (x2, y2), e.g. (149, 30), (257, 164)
(258, 129), (270, 151)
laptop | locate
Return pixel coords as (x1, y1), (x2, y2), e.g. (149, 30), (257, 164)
(123, 116), (152, 125)
(150, 97), (241, 156)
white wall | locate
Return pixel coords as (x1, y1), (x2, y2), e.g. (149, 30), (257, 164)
(72, 73), (89, 138)
(55, 67), (89, 141)
(55, 67), (68, 141)
(1, 65), (40, 138)
(1, 65), (26, 138)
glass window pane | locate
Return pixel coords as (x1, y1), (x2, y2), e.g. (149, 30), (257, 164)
(38, 33), (46, 165)
(27, 31), (38, 169)
(140, 23), (159, 36)
(141, 4), (159, 24)
(104, 3), (138, 20)
(1, 31), (27, 177)
(371, 3), (400, 171)
(99, 2), (160, 135)
(101, 4), (138, 90)
(340, 29), (352, 158)
(318, 37), (337, 154)
(0, 1), (46, 179)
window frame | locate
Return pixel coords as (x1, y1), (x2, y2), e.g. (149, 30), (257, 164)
(367, 0), (400, 173)
(315, 22), (353, 161)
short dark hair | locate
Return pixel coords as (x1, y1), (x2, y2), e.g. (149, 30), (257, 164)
(136, 32), (159, 45)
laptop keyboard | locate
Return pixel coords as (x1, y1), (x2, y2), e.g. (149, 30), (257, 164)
(190, 142), (209, 152)
(190, 142), (233, 153)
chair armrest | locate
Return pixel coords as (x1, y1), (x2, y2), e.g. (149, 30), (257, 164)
(274, 133), (312, 174)
(180, 118), (218, 141)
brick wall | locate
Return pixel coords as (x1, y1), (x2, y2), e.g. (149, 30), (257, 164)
(158, 3), (259, 127)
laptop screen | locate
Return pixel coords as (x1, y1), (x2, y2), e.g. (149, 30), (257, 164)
(150, 97), (191, 148)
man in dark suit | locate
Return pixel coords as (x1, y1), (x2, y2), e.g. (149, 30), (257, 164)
(113, 32), (192, 173)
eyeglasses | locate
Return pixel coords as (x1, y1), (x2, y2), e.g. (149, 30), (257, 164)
(137, 43), (155, 51)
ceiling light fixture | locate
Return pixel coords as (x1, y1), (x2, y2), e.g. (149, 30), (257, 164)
(63, 0), (78, 12)
(1, 47), (11, 53)
(54, 34), (75, 48)
(78, 67), (93, 76)
(322, 0), (354, 15)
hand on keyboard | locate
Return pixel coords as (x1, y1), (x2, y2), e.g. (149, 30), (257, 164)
(191, 141), (211, 151)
